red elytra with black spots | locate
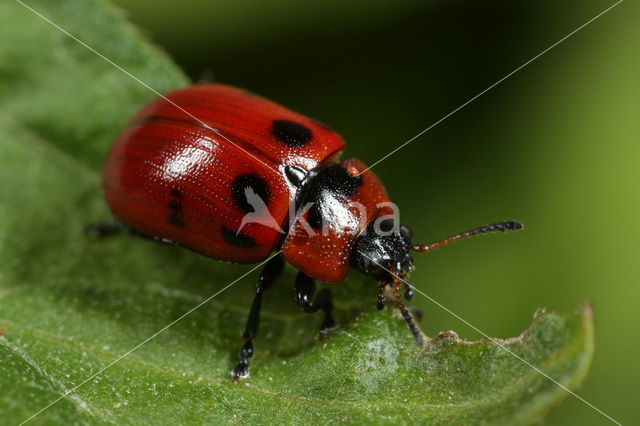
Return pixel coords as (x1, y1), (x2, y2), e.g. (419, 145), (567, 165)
(100, 84), (522, 380)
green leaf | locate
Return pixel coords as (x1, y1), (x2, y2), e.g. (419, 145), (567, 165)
(0, 1), (594, 424)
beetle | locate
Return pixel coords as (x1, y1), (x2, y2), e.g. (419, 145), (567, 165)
(92, 84), (522, 380)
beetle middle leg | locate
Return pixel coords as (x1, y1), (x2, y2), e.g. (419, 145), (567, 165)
(295, 272), (337, 335)
(232, 254), (285, 381)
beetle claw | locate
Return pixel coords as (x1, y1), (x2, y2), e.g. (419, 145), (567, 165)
(232, 361), (249, 382)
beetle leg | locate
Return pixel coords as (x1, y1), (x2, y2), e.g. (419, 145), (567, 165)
(295, 272), (337, 335)
(232, 254), (284, 382)
(83, 222), (124, 238)
(377, 283), (387, 310)
(394, 277), (423, 346)
(85, 221), (178, 246)
(384, 279), (422, 324)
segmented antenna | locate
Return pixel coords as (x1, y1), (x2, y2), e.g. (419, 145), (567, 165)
(412, 221), (523, 253)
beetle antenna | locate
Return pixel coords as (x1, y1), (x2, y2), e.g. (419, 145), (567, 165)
(412, 221), (523, 254)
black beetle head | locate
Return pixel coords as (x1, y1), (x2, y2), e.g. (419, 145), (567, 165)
(351, 217), (413, 283)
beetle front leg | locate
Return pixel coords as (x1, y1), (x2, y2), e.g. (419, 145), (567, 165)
(295, 272), (337, 335)
(232, 254), (284, 382)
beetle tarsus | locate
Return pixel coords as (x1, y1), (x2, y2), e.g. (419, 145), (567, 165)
(232, 358), (250, 382)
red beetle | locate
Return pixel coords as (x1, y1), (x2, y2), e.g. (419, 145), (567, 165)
(94, 84), (522, 380)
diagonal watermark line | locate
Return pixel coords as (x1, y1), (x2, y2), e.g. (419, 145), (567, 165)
(359, 0), (623, 175)
(361, 253), (622, 426)
(14, 0), (274, 173)
(18, 251), (282, 425)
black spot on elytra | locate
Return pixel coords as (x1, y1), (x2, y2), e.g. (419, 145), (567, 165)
(222, 228), (257, 248)
(168, 189), (185, 227)
(304, 164), (363, 229)
(272, 120), (312, 147)
(232, 174), (270, 213)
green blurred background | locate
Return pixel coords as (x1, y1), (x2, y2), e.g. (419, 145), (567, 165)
(110, 0), (638, 424)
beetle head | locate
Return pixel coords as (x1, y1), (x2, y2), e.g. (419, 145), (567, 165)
(351, 217), (413, 283)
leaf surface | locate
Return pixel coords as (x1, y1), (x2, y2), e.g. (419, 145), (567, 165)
(0, 1), (593, 424)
